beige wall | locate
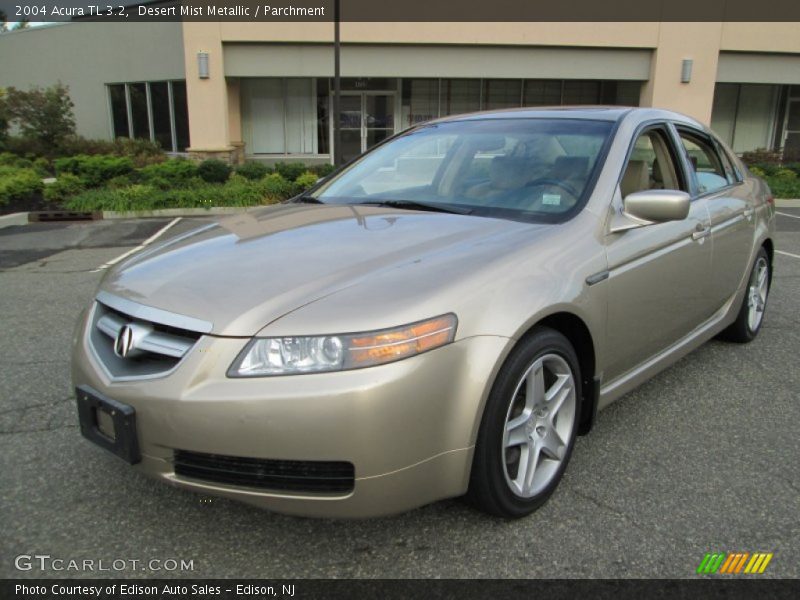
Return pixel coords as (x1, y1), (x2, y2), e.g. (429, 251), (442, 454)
(640, 22), (723, 123)
(186, 21), (799, 152)
(181, 22), (232, 152)
(0, 22), (185, 140)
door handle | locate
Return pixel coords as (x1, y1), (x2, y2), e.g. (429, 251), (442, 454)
(692, 224), (711, 241)
(743, 208), (755, 220)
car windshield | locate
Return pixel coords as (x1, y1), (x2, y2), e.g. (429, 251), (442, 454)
(310, 118), (614, 222)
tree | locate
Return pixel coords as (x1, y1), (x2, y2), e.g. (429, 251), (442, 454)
(0, 10), (7, 32)
(6, 83), (76, 149)
(12, 19), (30, 30)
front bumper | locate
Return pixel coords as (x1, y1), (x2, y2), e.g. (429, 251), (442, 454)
(71, 309), (510, 517)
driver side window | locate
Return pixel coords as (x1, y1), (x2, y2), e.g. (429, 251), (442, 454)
(620, 128), (685, 198)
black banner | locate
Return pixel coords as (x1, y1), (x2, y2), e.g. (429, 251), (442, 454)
(2, 0), (800, 22)
(3, 579), (800, 600)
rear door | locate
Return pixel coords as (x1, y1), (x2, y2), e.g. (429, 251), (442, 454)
(673, 126), (755, 310)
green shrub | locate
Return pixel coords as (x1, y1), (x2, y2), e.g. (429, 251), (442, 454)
(55, 136), (165, 167)
(33, 157), (51, 177)
(741, 148), (783, 166)
(43, 173), (84, 203)
(259, 173), (296, 200)
(139, 159), (198, 185)
(107, 175), (133, 189)
(766, 177), (800, 199)
(772, 168), (797, 181)
(274, 161), (307, 182)
(748, 166), (766, 178)
(309, 163), (336, 178)
(63, 174), (296, 212)
(295, 171), (319, 190)
(234, 161), (270, 180)
(54, 154), (134, 187)
(0, 167), (44, 205)
(197, 159), (232, 183)
(0, 152), (33, 168)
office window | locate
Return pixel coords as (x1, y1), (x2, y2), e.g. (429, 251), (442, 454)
(108, 84), (129, 139)
(129, 83), (150, 140)
(483, 80), (522, 110)
(563, 81), (601, 104)
(710, 83), (781, 153)
(108, 81), (189, 152)
(171, 81), (190, 152)
(523, 80), (562, 106)
(149, 82), (172, 150)
(441, 80), (481, 116)
(401, 79), (439, 129)
(316, 78), (330, 155)
(107, 81), (190, 152)
(241, 78), (318, 155)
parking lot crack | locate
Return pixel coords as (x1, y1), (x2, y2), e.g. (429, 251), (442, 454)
(571, 489), (675, 540)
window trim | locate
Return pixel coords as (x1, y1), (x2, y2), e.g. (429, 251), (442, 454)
(615, 120), (689, 204)
(671, 123), (744, 199)
(107, 79), (187, 153)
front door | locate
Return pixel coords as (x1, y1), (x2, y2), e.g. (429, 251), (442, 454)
(603, 125), (714, 383)
(337, 92), (395, 163)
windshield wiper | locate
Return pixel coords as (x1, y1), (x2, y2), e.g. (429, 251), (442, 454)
(290, 194), (324, 204)
(354, 199), (473, 215)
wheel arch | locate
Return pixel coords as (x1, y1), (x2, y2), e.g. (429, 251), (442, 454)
(535, 312), (598, 435)
(497, 311), (599, 436)
(762, 237), (774, 271)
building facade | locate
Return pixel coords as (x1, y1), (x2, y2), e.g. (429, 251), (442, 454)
(1, 21), (799, 163)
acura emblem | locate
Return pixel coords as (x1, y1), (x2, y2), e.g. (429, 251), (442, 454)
(114, 325), (134, 358)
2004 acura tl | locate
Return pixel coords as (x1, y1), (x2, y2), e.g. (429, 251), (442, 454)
(72, 108), (775, 518)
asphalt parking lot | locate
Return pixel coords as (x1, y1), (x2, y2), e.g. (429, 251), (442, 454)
(1, 209), (799, 579)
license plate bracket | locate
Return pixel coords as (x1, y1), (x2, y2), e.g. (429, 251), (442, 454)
(76, 386), (141, 464)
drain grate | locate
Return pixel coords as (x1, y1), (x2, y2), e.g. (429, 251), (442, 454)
(28, 211), (102, 222)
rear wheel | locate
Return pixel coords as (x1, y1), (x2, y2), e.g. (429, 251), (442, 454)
(719, 247), (771, 343)
(468, 327), (581, 518)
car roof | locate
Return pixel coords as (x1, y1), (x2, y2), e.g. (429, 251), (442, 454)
(428, 106), (704, 128)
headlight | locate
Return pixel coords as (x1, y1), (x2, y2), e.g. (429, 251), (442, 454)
(228, 314), (457, 377)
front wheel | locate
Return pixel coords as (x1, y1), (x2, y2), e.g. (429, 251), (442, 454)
(468, 327), (581, 518)
(719, 247), (771, 343)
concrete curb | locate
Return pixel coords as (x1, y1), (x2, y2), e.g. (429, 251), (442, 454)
(101, 207), (256, 219)
(0, 212), (30, 229)
(776, 199), (800, 208)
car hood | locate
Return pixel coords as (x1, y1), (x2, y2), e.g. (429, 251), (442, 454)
(100, 204), (538, 336)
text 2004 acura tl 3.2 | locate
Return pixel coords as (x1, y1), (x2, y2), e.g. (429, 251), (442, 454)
(72, 108), (775, 518)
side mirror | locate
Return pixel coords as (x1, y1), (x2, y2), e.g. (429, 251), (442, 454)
(623, 190), (690, 224)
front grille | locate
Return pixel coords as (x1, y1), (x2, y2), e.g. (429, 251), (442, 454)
(89, 300), (203, 379)
(173, 450), (355, 494)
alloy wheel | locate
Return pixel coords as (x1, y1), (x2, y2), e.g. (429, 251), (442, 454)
(502, 353), (576, 498)
(747, 256), (769, 332)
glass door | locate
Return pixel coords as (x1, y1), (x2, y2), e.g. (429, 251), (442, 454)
(339, 94), (363, 164)
(364, 93), (395, 150)
(784, 88), (800, 159)
(336, 92), (395, 163)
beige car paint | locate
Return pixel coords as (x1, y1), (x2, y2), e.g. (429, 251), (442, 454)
(72, 108), (775, 516)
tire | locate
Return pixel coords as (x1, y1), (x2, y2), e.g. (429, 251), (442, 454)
(468, 327), (582, 518)
(718, 247), (771, 343)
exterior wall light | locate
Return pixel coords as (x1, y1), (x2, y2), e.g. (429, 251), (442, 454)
(680, 59), (693, 84)
(197, 52), (210, 79)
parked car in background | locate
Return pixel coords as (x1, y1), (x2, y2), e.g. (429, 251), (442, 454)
(72, 107), (775, 518)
